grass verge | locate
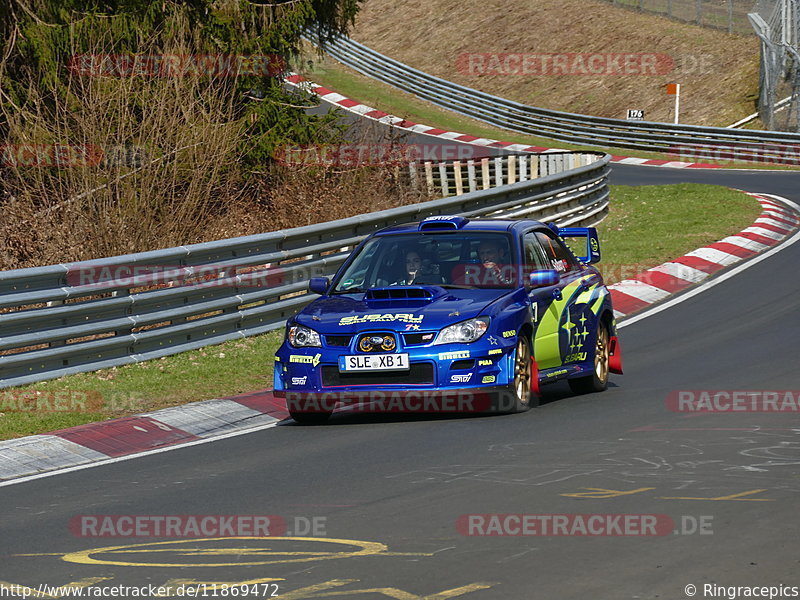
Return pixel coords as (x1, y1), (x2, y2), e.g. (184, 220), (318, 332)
(0, 333), (282, 440)
(596, 184), (763, 284)
(0, 184), (763, 439)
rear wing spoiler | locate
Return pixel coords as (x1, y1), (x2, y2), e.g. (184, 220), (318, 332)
(557, 227), (601, 264)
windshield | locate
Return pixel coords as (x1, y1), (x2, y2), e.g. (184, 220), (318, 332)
(333, 232), (517, 292)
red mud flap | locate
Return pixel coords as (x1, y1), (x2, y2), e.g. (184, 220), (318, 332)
(609, 335), (623, 375)
(531, 357), (541, 397)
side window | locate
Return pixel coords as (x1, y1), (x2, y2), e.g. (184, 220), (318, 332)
(523, 232), (549, 271)
(535, 231), (579, 274)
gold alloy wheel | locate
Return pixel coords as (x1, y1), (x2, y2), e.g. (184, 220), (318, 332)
(595, 323), (610, 385)
(514, 337), (531, 407)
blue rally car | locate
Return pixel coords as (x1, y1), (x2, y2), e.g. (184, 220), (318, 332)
(273, 215), (623, 424)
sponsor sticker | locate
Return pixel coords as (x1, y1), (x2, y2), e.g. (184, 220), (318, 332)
(338, 314), (424, 326)
(439, 351), (471, 360)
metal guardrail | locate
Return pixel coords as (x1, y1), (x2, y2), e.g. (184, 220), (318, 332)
(0, 152), (610, 389)
(313, 34), (800, 165)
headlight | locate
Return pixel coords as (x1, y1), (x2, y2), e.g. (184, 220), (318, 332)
(288, 325), (322, 348)
(434, 317), (490, 345)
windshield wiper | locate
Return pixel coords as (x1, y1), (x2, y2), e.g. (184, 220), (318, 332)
(438, 284), (479, 290)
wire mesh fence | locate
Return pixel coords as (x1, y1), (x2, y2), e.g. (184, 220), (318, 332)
(606, 0), (800, 130)
(748, 0), (800, 130)
(602, 0), (757, 35)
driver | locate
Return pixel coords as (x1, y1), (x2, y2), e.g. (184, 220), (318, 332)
(453, 240), (514, 286)
(478, 240), (514, 285)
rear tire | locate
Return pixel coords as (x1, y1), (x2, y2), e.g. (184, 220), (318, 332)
(568, 320), (610, 395)
(289, 410), (332, 425)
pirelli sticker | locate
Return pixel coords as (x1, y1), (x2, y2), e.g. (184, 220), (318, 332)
(289, 353), (322, 366)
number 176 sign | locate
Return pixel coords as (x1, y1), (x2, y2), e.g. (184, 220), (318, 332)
(626, 109), (644, 121)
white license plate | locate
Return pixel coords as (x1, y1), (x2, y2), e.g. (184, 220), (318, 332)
(339, 353), (410, 372)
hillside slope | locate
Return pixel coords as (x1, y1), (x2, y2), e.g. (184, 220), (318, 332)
(348, 0), (760, 126)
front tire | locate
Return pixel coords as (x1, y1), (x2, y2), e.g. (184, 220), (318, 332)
(508, 336), (536, 412)
(568, 320), (610, 395)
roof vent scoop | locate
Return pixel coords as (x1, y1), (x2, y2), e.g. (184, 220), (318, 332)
(418, 215), (469, 231)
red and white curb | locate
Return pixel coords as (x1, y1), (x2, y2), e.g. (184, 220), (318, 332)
(608, 192), (800, 317)
(283, 73), (723, 170)
(0, 392), (289, 483)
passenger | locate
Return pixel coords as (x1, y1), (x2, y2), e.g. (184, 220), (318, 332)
(393, 249), (444, 285)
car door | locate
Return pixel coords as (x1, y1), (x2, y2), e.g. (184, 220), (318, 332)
(526, 229), (591, 369)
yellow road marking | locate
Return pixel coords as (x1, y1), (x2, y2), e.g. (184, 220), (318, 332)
(0, 578), (492, 600)
(278, 580), (360, 599)
(17, 537), (432, 568)
(561, 487), (656, 499)
(278, 579), (494, 599)
(660, 489), (774, 501)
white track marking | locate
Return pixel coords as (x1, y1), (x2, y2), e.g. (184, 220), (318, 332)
(648, 262), (708, 283)
(609, 280), (672, 303)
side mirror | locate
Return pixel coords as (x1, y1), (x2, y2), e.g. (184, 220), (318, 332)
(558, 227), (601, 264)
(528, 269), (560, 289)
(308, 277), (330, 295)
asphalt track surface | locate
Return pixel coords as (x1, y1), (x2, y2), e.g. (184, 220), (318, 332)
(1, 105), (799, 599)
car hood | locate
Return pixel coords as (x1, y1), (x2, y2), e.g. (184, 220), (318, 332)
(294, 286), (511, 333)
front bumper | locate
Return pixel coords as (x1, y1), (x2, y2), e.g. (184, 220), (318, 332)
(273, 340), (518, 412)
(274, 343), (515, 392)
(273, 385), (518, 414)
